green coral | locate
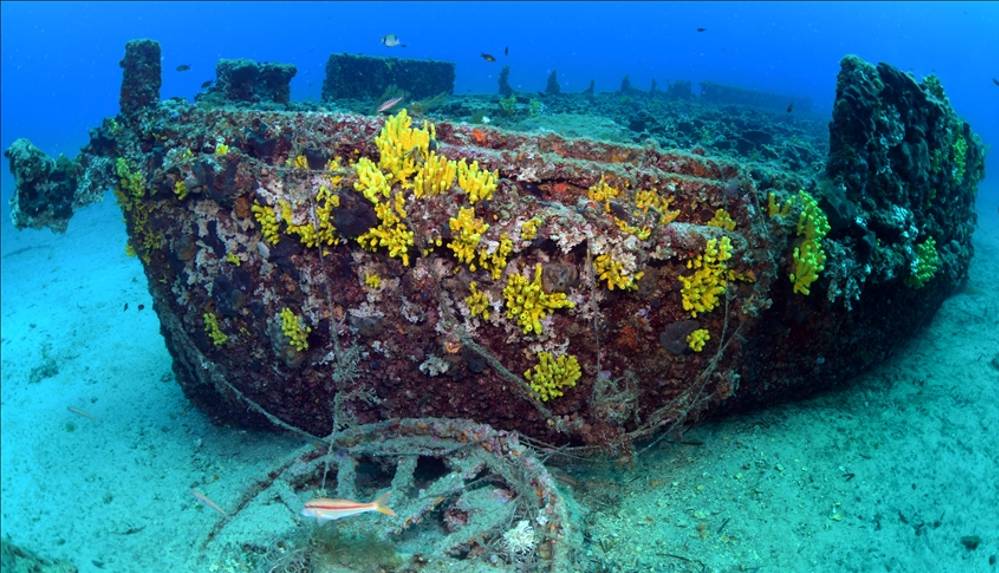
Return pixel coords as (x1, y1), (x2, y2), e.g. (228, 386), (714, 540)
(951, 134), (968, 182)
(790, 191), (830, 296)
(503, 264), (574, 335)
(686, 328), (710, 353)
(907, 236), (941, 288)
(279, 308), (312, 352)
(203, 312), (229, 347)
(524, 352), (581, 402)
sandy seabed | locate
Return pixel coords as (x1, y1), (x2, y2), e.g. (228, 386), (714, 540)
(2, 191), (997, 573)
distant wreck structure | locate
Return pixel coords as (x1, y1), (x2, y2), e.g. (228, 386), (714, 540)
(322, 53), (455, 100)
(4, 40), (985, 457)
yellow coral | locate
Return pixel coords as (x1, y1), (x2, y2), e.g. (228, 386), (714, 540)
(520, 218), (541, 241)
(354, 156), (391, 203)
(283, 186), (342, 248)
(279, 308), (311, 352)
(707, 208), (736, 231)
(173, 179), (188, 200)
(594, 253), (644, 291)
(375, 109), (433, 187)
(587, 176), (619, 210)
(287, 154), (309, 170)
(790, 191), (830, 296)
(524, 352), (581, 402)
(465, 281), (492, 320)
(457, 159), (498, 204)
(686, 328), (710, 353)
(503, 264), (575, 335)
(214, 142), (230, 156)
(251, 201), (281, 245)
(203, 312), (229, 347)
(364, 272), (382, 289)
(326, 156), (345, 187)
(448, 207), (489, 269)
(478, 234), (513, 280)
(768, 192), (792, 218)
(358, 196), (415, 266)
(225, 252), (241, 266)
(612, 217), (652, 240)
(635, 189), (680, 225)
(413, 152), (457, 199)
(679, 236), (734, 317)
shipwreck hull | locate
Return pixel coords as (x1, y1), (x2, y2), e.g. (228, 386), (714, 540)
(5, 41), (984, 450)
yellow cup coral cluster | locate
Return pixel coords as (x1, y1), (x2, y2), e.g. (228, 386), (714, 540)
(375, 109), (433, 187)
(594, 253), (644, 291)
(707, 208), (736, 231)
(790, 191), (830, 296)
(457, 159), (498, 204)
(279, 308), (312, 352)
(686, 328), (710, 352)
(203, 312), (229, 347)
(679, 236), (734, 317)
(503, 264), (575, 335)
(413, 152), (457, 198)
(524, 352), (581, 402)
(448, 207), (489, 268)
(465, 281), (492, 320)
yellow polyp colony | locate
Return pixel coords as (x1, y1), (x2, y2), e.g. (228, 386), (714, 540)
(503, 264), (575, 335)
(375, 108), (433, 187)
(790, 191), (830, 296)
(203, 312), (229, 347)
(173, 179), (188, 200)
(465, 281), (492, 320)
(251, 202), (282, 245)
(279, 308), (312, 352)
(413, 152), (457, 199)
(587, 177), (620, 209)
(478, 234), (513, 279)
(364, 272), (382, 289)
(357, 191), (414, 266)
(612, 217), (652, 240)
(225, 252), (241, 266)
(520, 218), (541, 241)
(686, 328), (710, 352)
(524, 352), (581, 402)
(635, 189), (680, 226)
(457, 159), (499, 204)
(679, 236), (734, 317)
(707, 208), (737, 231)
(287, 154), (309, 170)
(448, 207), (489, 268)
(768, 192), (792, 218)
(354, 157), (392, 202)
(594, 253), (644, 291)
(326, 156), (345, 187)
(282, 186), (342, 248)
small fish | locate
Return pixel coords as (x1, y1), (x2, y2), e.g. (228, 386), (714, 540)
(123, 303), (129, 311)
(138, 304), (145, 311)
(480, 53), (496, 62)
(993, 78), (999, 87)
(67, 406), (96, 420)
(377, 96), (404, 113)
(201, 80), (213, 89)
(381, 34), (405, 48)
(302, 492), (395, 522)
(504, 46), (509, 56)
(786, 102), (794, 113)
(176, 64), (191, 72)
(696, 27), (707, 32)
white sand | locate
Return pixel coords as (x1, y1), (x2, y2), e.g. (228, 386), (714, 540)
(1, 190), (996, 572)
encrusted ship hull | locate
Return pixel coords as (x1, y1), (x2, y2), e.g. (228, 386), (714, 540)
(5, 40), (985, 450)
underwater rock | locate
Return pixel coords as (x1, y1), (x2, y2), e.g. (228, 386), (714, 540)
(322, 53), (455, 101)
(0, 539), (78, 573)
(3, 138), (79, 232)
(4, 41), (985, 452)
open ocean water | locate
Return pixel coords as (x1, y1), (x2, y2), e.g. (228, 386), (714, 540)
(2, 2), (997, 572)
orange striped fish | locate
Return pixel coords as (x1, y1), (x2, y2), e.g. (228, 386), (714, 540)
(301, 492), (396, 522)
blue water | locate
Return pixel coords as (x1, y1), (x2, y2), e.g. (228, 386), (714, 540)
(2, 2), (998, 572)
